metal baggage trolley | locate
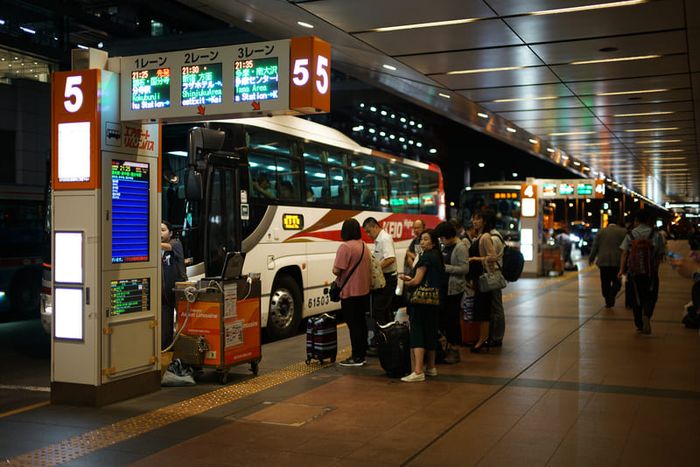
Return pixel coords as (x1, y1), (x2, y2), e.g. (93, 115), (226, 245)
(175, 276), (261, 383)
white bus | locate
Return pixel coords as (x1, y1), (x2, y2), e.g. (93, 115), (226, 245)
(458, 182), (522, 245)
(163, 116), (445, 339)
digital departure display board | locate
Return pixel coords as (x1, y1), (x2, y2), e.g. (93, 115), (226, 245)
(542, 183), (557, 196)
(559, 183), (575, 196)
(577, 183), (594, 196)
(110, 278), (150, 316)
(234, 57), (280, 102)
(181, 63), (223, 106)
(112, 160), (149, 264)
(131, 68), (171, 110)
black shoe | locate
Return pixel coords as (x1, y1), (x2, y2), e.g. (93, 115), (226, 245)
(470, 340), (490, 353)
(338, 357), (366, 367)
(365, 346), (378, 357)
(487, 339), (503, 348)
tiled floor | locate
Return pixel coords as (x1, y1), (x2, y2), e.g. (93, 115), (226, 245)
(3, 241), (700, 466)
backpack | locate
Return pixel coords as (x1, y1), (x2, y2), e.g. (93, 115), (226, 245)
(627, 230), (657, 277)
(492, 231), (525, 282)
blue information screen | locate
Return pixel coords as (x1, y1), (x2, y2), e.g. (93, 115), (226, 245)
(112, 160), (150, 264)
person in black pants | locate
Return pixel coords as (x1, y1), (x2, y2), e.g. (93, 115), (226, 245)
(435, 221), (469, 363)
(333, 219), (372, 367)
(161, 221), (186, 350)
(589, 216), (627, 307)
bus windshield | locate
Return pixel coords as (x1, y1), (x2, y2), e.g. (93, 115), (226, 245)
(459, 187), (521, 242)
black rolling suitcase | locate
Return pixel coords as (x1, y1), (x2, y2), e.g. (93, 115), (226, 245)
(306, 313), (337, 364)
(375, 321), (411, 378)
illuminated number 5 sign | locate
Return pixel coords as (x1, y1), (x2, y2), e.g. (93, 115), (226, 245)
(64, 76), (83, 113)
(290, 36), (331, 113)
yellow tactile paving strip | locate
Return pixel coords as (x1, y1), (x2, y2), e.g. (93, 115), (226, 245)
(5, 349), (350, 467)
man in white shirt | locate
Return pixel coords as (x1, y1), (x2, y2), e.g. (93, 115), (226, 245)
(363, 217), (397, 325)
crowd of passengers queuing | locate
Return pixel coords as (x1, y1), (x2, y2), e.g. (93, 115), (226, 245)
(332, 208), (506, 383)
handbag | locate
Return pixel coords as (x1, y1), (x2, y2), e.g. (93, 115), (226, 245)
(409, 284), (440, 306)
(330, 243), (365, 302)
(370, 254), (386, 290)
(478, 269), (507, 292)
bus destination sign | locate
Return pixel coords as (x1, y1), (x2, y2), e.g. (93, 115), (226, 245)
(181, 63), (223, 106)
(131, 68), (171, 110)
(120, 36), (330, 122)
(534, 179), (602, 199)
(234, 57), (279, 102)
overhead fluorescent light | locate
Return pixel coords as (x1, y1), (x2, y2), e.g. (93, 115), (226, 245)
(447, 66), (523, 75)
(529, 0), (647, 16)
(636, 139), (682, 144)
(528, 138), (538, 144)
(643, 149), (684, 153)
(438, 92), (451, 99)
(571, 54), (660, 65)
(167, 150), (188, 157)
(371, 17), (478, 32)
(297, 21), (314, 29)
(77, 44), (89, 50)
(561, 155), (570, 160)
(547, 147), (556, 153)
(596, 88), (667, 96)
(613, 111), (674, 117)
(573, 161), (581, 166)
(506, 127), (517, 133)
(493, 96), (558, 103)
(549, 131), (595, 136)
(382, 64), (397, 71)
(625, 127), (678, 133)
(19, 26), (36, 34)
(0, 19), (6, 25)
(477, 112), (489, 119)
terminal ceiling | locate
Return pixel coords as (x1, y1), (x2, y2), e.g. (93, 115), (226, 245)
(179, 0), (700, 205)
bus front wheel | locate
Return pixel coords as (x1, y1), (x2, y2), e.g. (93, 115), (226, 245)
(267, 274), (301, 341)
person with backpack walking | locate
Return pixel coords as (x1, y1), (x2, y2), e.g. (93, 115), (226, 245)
(617, 209), (666, 334)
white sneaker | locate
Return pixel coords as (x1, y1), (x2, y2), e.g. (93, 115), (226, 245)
(425, 367), (438, 377)
(401, 372), (425, 382)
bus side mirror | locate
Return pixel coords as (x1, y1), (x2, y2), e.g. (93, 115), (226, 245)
(185, 170), (203, 201)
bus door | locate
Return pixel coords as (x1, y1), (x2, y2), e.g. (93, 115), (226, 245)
(204, 153), (243, 277)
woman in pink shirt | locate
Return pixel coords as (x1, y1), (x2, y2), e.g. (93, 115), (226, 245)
(333, 218), (371, 367)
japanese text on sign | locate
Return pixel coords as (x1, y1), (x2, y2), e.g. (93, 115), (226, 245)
(234, 57), (279, 102)
(131, 68), (171, 110)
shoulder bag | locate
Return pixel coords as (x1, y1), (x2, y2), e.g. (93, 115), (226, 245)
(330, 243), (365, 302)
(409, 253), (440, 306)
(370, 254), (386, 290)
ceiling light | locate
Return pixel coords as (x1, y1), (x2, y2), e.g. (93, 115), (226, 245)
(0, 19), (5, 25)
(19, 26), (36, 34)
(569, 142), (609, 147)
(549, 131), (595, 136)
(506, 127), (517, 133)
(529, 0), (647, 15)
(382, 64), (397, 71)
(97, 42), (104, 48)
(596, 88), (667, 96)
(573, 161), (581, 166)
(583, 167), (591, 171)
(561, 155), (570, 160)
(613, 111), (674, 117)
(493, 96), (558, 103)
(625, 127), (678, 133)
(297, 21), (314, 29)
(642, 149), (684, 153)
(77, 44), (88, 50)
(371, 17), (478, 32)
(429, 148), (437, 154)
(447, 66), (523, 75)
(477, 112), (489, 119)
(571, 54), (660, 65)
(478, 162), (485, 168)
(636, 139), (681, 144)
(438, 92), (451, 99)
(547, 147), (556, 153)
(512, 172), (518, 177)
(528, 138), (538, 144)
